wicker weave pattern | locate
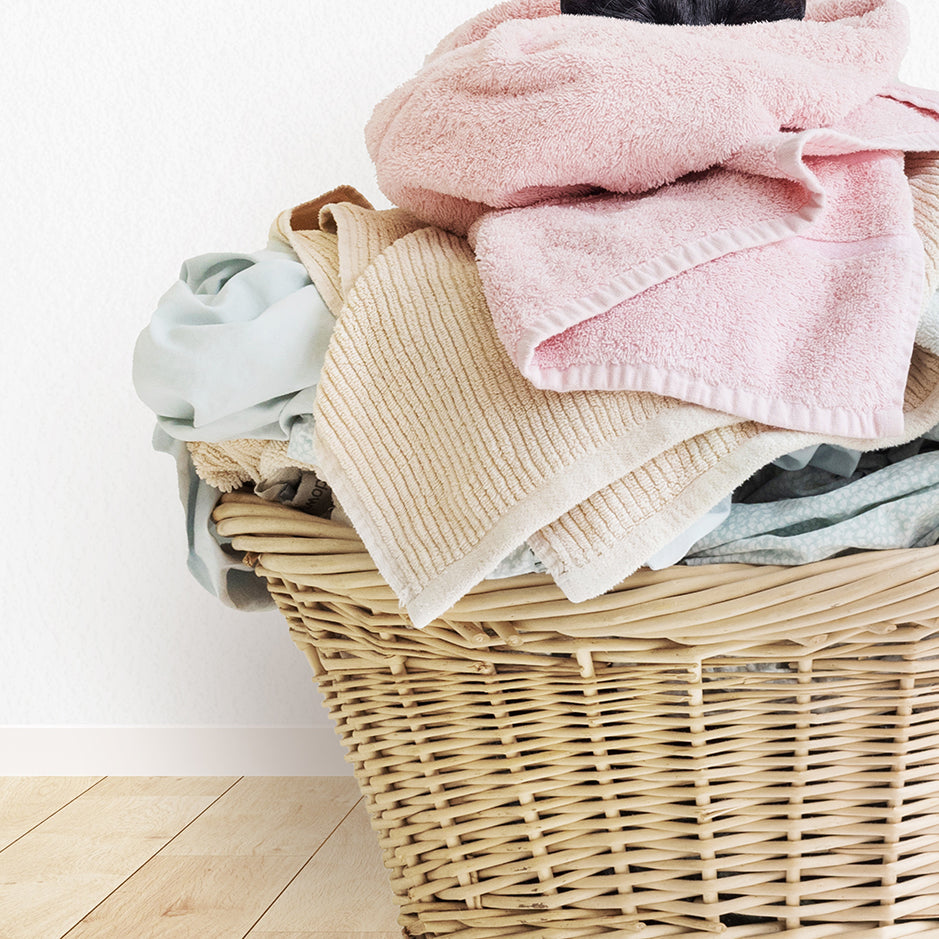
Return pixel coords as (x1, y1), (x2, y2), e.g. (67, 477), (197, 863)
(215, 493), (939, 937)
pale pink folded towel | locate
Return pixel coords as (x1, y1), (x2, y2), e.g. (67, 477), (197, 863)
(366, 0), (939, 438)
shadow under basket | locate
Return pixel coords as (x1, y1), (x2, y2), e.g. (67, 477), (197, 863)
(214, 491), (939, 938)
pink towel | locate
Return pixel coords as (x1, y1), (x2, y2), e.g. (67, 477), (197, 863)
(366, 0), (939, 438)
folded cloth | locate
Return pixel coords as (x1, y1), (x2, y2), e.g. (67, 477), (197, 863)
(487, 491), (731, 577)
(366, 0), (939, 438)
(685, 445), (939, 566)
(286, 190), (939, 628)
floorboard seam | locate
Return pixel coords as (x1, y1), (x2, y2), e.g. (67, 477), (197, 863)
(0, 776), (107, 856)
(57, 775), (245, 939)
(240, 795), (367, 939)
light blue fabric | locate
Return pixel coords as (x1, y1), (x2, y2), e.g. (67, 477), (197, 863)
(152, 427), (274, 611)
(135, 242), (337, 611)
(771, 444), (861, 476)
(643, 496), (732, 570)
(133, 245), (335, 443)
(684, 445), (939, 567)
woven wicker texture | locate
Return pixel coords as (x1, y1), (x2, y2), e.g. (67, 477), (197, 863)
(215, 492), (939, 937)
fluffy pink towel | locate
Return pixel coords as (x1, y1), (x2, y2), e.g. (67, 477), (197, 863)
(366, 0), (939, 438)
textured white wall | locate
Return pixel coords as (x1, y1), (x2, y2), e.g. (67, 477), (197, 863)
(1, 1), (937, 773)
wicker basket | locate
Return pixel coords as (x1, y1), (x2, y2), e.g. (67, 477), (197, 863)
(215, 490), (939, 938)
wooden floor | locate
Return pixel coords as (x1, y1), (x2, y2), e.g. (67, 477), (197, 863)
(0, 776), (402, 939)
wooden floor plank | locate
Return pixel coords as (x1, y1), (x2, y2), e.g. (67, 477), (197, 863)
(84, 776), (240, 798)
(0, 777), (399, 939)
(63, 854), (310, 939)
(0, 777), (103, 851)
(247, 800), (400, 935)
(159, 776), (362, 857)
(0, 779), (235, 939)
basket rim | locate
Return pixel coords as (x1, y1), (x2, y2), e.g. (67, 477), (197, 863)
(213, 491), (939, 650)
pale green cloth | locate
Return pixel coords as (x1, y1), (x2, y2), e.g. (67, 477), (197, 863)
(153, 427), (273, 611)
(135, 242), (336, 610)
(133, 243), (334, 443)
(685, 429), (939, 566)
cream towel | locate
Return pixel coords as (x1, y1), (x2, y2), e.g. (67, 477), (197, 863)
(533, 347), (939, 601)
(270, 189), (425, 315)
(188, 439), (316, 493)
(289, 190), (939, 627)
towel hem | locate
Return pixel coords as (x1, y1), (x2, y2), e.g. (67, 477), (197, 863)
(313, 404), (735, 628)
(511, 123), (939, 435)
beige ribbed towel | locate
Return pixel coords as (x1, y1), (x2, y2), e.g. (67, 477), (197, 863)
(908, 151), (939, 298)
(270, 190), (425, 316)
(285, 188), (939, 627)
(533, 346), (939, 600)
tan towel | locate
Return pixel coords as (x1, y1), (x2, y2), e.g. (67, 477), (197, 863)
(187, 439), (314, 493)
(286, 186), (939, 627)
(908, 151), (939, 299)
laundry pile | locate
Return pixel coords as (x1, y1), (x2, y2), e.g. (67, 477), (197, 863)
(134, 0), (939, 628)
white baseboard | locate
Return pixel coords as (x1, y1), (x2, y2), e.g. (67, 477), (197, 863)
(0, 726), (354, 776)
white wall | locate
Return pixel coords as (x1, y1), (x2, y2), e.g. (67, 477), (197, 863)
(2, 1), (937, 775)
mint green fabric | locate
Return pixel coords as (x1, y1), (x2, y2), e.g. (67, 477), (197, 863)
(152, 427), (274, 611)
(685, 429), (939, 566)
(133, 244), (334, 442)
(135, 242), (336, 611)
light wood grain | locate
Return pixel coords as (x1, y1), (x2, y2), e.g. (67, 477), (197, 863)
(0, 777), (400, 939)
(83, 776), (239, 798)
(0, 779), (235, 939)
(63, 854), (309, 939)
(160, 776), (360, 857)
(0, 777), (102, 851)
(62, 777), (366, 936)
(248, 801), (400, 935)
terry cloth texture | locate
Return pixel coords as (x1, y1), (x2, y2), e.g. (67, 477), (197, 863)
(366, 0), (939, 439)
(288, 190), (939, 629)
(921, 290), (939, 358)
(187, 438), (316, 494)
